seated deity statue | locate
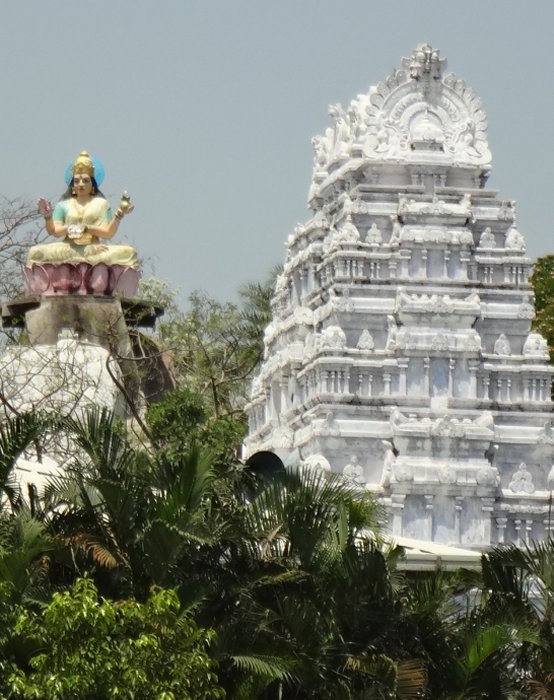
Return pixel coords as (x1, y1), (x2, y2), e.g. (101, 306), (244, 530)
(493, 333), (511, 355)
(504, 227), (526, 251)
(478, 227), (496, 248)
(508, 462), (535, 494)
(28, 151), (138, 268)
(343, 455), (366, 486)
(356, 328), (375, 351)
(365, 222), (382, 246)
(523, 332), (548, 357)
(25, 152), (139, 296)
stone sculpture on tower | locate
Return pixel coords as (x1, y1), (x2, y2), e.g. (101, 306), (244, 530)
(245, 44), (554, 549)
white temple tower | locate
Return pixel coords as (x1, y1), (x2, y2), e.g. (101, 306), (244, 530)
(245, 44), (554, 549)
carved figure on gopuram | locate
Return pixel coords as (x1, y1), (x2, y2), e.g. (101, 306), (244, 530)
(25, 151), (139, 296)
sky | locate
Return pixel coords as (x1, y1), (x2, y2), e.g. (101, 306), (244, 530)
(1, 1), (553, 307)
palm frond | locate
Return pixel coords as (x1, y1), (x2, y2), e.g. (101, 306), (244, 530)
(62, 407), (138, 478)
(0, 411), (51, 509)
(229, 653), (295, 681)
(231, 651), (294, 700)
(463, 621), (539, 677)
(396, 658), (428, 699)
(0, 511), (56, 598)
(64, 532), (119, 569)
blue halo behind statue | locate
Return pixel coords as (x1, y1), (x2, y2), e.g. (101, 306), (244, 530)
(64, 156), (105, 186)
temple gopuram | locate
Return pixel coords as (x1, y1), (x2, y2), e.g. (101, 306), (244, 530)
(245, 45), (554, 549)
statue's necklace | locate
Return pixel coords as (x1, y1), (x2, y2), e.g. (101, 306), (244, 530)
(73, 198), (89, 222)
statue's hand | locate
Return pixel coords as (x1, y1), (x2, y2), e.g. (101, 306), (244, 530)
(38, 197), (52, 217)
(115, 203), (135, 219)
(118, 191), (134, 217)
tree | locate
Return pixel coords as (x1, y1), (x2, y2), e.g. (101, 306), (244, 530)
(237, 265), (281, 368)
(140, 267), (279, 421)
(189, 465), (430, 699)
(32, 406), (427, 697)
(7, 404), (554, 697)
(530, 255), (554, 363)
(157, 291), (260, 418)
(2, 578), (223, 700)
(0, 197), (43, 304)
(145, 386), (245, 464)
(38, 407), (221, 600)
(473, 542), (554, 699)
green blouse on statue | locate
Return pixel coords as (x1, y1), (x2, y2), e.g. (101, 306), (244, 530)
(27, 197), (138, 268)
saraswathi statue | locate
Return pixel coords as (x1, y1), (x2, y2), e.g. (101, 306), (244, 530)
(25, 151), (140, 296)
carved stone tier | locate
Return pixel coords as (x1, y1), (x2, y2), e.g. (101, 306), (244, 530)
(23, 263), (139, 297)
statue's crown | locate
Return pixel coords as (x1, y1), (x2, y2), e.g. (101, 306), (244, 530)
(71, 151), (95, 178)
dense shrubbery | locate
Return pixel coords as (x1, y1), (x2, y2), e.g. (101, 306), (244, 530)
(2, 579), (222, 699)
(0, 407), (553, 698)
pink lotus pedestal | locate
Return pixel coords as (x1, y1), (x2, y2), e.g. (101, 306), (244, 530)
(23, 263), (139, 297)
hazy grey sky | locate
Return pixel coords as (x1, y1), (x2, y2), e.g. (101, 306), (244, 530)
(1, 1), (553, 305)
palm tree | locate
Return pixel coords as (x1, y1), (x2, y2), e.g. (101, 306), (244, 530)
(27, 407), (479, 698)
(0, 411), (51, 511)
(194, 464), (428, 698)
(42, 407), (221, 599)
(238, 265), (281, 369)
(0, 410), (59, 603)
(473, 542), (554, 698)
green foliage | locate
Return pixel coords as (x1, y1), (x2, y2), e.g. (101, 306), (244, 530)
(145, 387), (245, 463)
(530, 255), (554, 362)
(192, 464), (430, 698)
(237, 265), (281, 365)
(42, 407), (223, 599)
(7, 395), (554, 697)
(156, 291), (258, 417)
(0, 511), (56, 603)
(137, 277), (180, 317)
(0, 411), (52, 510)
(142, 267), (278, 420)
(2, 578), (223, 699)
(0, 407), (428, 697)
(147, 386), (208, 440)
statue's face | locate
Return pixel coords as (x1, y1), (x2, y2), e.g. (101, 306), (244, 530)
(73, 174), (93, 196)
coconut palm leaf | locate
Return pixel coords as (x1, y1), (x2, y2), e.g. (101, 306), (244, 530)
(61, 407), (137, 479)
(344, 653), (427, 699)
(229, 653), (295, 697)
(242, 465), (384, 566)
(0, 411), (51, 510)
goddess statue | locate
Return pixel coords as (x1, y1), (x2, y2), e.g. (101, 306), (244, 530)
(29, 151), (138, 268)
(25, 152), (139, 296)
